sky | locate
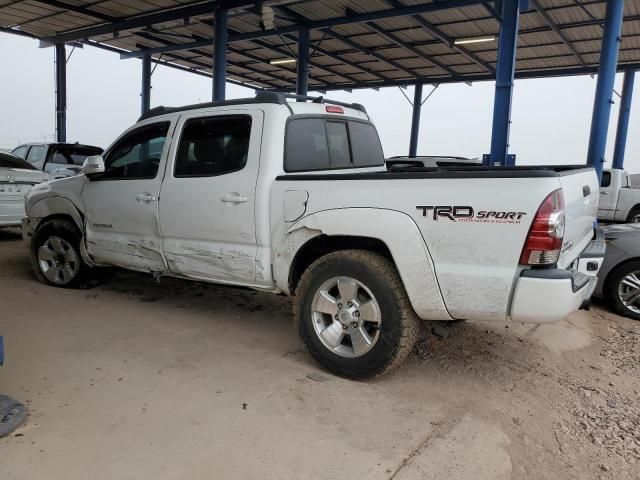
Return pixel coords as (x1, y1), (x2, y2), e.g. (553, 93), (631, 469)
(1, 32), (638, 173)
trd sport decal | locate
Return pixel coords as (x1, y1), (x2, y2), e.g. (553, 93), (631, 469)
(416, 206), (527, 224)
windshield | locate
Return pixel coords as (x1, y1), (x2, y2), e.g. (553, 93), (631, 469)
(0, 151), (37, 170)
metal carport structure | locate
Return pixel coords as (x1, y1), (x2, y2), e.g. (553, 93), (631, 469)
(0, 0), (638, 178)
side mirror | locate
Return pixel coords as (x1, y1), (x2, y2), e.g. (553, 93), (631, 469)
(82, 155), (105, 177)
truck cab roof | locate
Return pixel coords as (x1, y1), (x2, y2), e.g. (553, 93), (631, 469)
(138, 92), (369, 122)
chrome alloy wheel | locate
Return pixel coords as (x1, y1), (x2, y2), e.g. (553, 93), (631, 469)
(37, 236), (80, 286)
(311, 276), (382, 358)
(618, 270), (640, 314)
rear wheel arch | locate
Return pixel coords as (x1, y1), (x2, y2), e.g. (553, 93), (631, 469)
(626, 205), (640, 223)
(275, 208), (451, 321)
(288, 234), (393, 293)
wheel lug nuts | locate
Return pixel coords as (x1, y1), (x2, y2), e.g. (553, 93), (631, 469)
(351, 322), (358, 328)
(354, 311), (360, 317)
(334, 314), (339, 320)
(337, 303), (342, 309)
(347, 302), (353, 308)
(342, 324), (348, 330)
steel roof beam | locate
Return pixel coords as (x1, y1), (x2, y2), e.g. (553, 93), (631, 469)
(530, 0), (588, 68)
(321, 28), (421, 79)
(267, 62), (640, 93)
(42, 0), (485, 45)
(41, 0), (257, 44)
(384, 0), (495, 74)
(247, 36), (363, 84)
(134, 31), (288, 88)
(364, 21), (459, 77)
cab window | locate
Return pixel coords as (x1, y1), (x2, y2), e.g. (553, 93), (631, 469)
(174, 115), (251, 178)
(601, 171), (611, 188)
(102, 123), (169, 180)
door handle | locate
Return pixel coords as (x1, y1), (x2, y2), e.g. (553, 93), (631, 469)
(600, 191), (609, 195)
(221, 193), (248, 204)
(136, 193), (157, 203)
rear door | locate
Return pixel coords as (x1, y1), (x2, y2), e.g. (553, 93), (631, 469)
(82, 121), (172, 272)
(158, 109), (262, 284)
(557, 168), (600, 268)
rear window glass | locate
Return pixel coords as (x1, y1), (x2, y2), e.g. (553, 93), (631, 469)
(326, 121), (351, 168)
(285, 119), (330, 172)
(0, 152), (36, 170)
(285, 117), (384, 172)
(601, 171), (611, 188)
(349, 122), (385, 167)
(49, 146), (103, 166)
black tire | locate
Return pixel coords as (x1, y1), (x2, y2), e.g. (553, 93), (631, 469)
(604, 260), (640, 321)
(294, 250), (420, 380)
(30, 218), (92, 288)
(627, 207), (640, 224)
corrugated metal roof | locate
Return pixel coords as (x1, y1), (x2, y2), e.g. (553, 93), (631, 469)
(0, 0), (638, 91)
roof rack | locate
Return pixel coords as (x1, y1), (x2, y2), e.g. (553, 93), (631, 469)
(139, 92), (367, 121)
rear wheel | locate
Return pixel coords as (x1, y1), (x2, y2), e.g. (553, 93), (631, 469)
(627, 207), (640, 223)
(294, 250), (420, 379)
(30, 219), (91, 288)
(604, 260), (640, 321)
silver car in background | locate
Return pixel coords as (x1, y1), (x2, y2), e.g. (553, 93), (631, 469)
(596, 223), (640, 320)
(0, 152), (51, 228)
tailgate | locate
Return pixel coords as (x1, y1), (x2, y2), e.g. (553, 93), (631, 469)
(556, 168), (599, 269)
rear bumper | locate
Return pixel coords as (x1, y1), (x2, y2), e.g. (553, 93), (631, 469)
(509, 232), (605, 323)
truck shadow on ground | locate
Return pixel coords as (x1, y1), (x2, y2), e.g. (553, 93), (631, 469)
(7, 236), (581, 378)
(93, 267), (548, 377)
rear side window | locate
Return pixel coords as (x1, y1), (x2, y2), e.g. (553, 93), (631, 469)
(26, 145), (46, 164)
(285, 117), (384, 172)
(601, 171), (611, 188)
(175, 115), (252, 178)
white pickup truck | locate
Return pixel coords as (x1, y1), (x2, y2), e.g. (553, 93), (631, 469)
(598, 168), (640, 223)
(22, 93), (604, 379)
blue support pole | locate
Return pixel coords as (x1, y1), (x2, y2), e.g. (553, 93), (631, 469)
(296, 28), (310, 96)
(409, 81), (423, 157)
(612, 70), (636, 170)
(489, 0), (520, 166)
(141, 53), (151, 115)
(586, 0), (625, 180)
(55, 43), (67, 143)
(213, 7), (228, 101)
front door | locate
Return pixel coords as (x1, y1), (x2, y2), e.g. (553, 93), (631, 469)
(82, 121), (173, 272)
(158, 110), (262, 285)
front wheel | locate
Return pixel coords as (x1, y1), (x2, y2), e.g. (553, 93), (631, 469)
(30, 219), (91, 288)
(294, 250), (420, 380)
(604, 260), (640, 321)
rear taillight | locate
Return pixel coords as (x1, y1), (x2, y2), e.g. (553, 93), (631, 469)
(520, 189), (565, 265)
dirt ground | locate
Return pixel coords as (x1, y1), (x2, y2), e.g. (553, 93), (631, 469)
(0, 227), (639, 480)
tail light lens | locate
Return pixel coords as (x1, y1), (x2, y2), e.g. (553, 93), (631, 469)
(520, 189), (565, 265)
